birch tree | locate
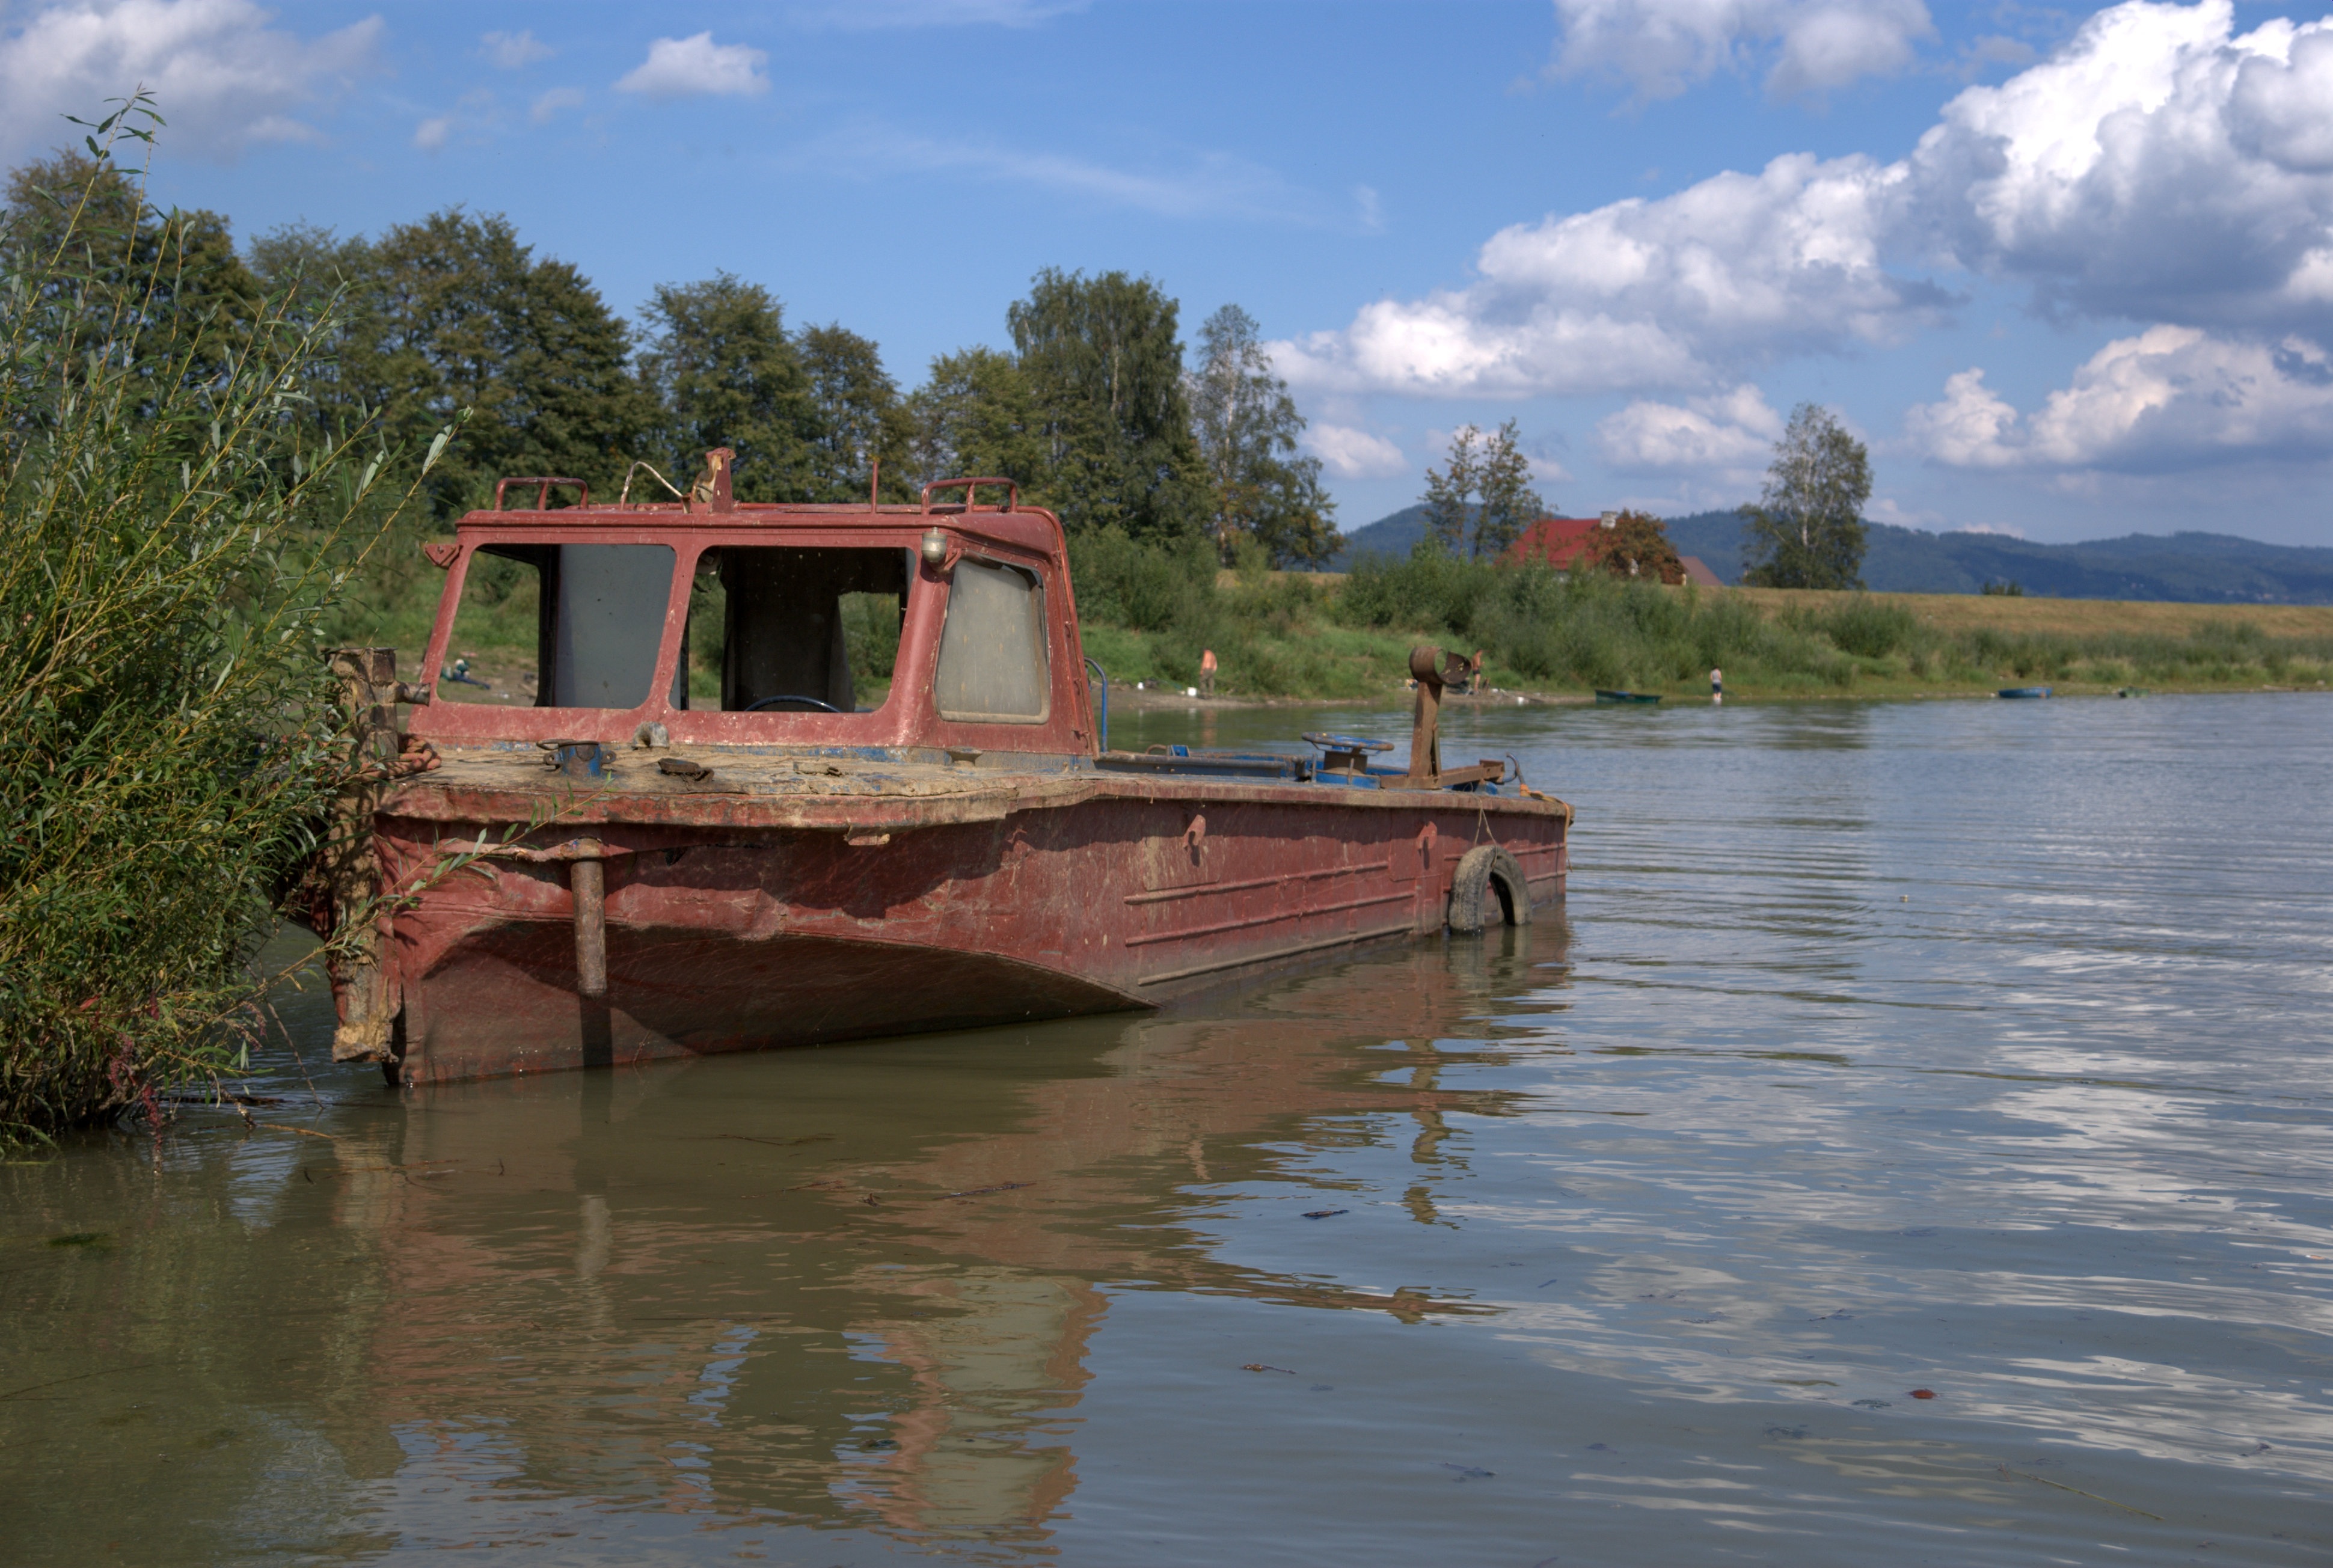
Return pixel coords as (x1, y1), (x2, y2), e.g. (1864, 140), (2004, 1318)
(1740, 403), (1871, 590)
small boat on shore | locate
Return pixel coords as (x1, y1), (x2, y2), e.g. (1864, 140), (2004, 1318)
(1593, 690), (1662, 706)
(1997, 686), (2052, 699)
(302, 456), (1570, 1086)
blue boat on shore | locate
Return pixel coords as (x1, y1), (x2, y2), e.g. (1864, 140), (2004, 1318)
(1997, 686), (2052, 699)
(1594, 690), (1663, 706)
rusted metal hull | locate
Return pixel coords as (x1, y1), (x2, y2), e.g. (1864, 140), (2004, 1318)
(370, 776), (1568, 1086)
(343, 475), (1573, 1086)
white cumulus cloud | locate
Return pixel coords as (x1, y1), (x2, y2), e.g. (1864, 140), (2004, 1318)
(1907, 328), (2333, 471)
(1595, 384), (1783, 471)
(1271, 150), (1942, 397)
(1902, 367), (2022, 468)
(1285, 0), (2333, 436)
(1548, 0), (1935, 103)
(616, 32), (768, 99)
(1305, 424), (1408, 479)
(0, 0), (381, 161)
(1898, 1), (2333, 332)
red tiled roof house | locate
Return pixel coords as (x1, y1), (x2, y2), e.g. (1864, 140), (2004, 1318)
(1502, 515), (1607, 571)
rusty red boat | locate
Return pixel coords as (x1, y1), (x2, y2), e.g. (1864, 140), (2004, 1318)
(310, 453), (1570, 1086)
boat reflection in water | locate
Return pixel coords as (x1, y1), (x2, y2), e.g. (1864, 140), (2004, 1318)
(297, 919), (1567, 1553)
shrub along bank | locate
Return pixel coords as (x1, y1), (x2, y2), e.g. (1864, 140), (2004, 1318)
(1, 109), (420, 1139)
(1071, 539), (2333, 700)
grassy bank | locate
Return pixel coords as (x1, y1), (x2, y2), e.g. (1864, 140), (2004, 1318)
(368, 527), (2333, 708)
(1078, 542), (2333, 702)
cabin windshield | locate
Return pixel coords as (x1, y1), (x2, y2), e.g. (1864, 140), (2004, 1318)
(934, 557), (1049, 723)
(684, 546), (913, 714)
(443, 542), (677, 709)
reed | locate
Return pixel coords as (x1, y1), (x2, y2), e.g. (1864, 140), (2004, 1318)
(1332, 544), (2333, 697)
(0, 103), (426, 1139)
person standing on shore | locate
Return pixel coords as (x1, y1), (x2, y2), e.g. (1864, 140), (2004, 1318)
(1200, 648), (1217, 697)
(1711, 667), (1723, 705)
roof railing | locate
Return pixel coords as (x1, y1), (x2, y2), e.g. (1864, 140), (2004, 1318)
(492, 477), (589, 511)
(921, 477), (1018, 514)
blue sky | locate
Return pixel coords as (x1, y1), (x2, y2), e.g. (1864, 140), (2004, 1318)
(5, 1), (2331, 545)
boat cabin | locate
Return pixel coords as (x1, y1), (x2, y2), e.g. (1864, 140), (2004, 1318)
(328, 456), (1560, 1085)
(411, 459), (1096, 765)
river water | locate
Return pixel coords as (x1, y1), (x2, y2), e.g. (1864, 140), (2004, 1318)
(5, 694), (2329, 1566)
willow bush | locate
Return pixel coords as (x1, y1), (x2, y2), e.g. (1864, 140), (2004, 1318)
(0, 102), (427, 1139)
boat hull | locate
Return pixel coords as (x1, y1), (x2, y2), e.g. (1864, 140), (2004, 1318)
(370, 779), (1567, 1086)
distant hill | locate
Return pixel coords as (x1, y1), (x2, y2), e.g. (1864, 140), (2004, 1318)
(1323, 504), (1435, 570)
(1326, 505), (2333, 604)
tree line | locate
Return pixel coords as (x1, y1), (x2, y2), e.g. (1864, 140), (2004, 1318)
(0, 151), (1337, 563)
(1401, 402), (1873, 591)
(2, 144), (1874, 588)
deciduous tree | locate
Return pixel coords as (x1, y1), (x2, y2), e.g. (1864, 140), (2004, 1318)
(798, 322), (914, 502)
(5, 150), (265, 395)
(637, 274), (820, 501)
(336, 210), (655, 514)
(246, 221), (373, 432)
(1008, 268), (1206, 541)
(909, 345), (1047, 497)
(1421, 420), (1544, 559)
(1587, 509), (1686, 584)
(1186, 304), (1335, 567)
(1421, 426), (1480, 556)
(1741, 403), (1871, 590)
(1473, 419), (1542, 560)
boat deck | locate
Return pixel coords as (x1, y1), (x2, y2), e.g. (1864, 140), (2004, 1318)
(389, 744), (1571, 834)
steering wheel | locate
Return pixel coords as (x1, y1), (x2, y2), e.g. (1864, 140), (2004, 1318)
(742, 694), (842, 713)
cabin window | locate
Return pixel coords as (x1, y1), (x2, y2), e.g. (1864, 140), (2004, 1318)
(683, 547), (910, 714)
(444, 543), (676, 709)
(934, 559), (1049, 723)
(553, 545), (677, 708)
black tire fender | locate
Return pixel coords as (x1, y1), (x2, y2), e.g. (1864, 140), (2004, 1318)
(1447, 844), (1531, 933)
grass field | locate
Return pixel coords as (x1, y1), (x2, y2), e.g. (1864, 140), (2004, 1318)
(1723, 586), (2333, 642)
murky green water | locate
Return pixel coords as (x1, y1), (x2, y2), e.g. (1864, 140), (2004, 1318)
(7, 694), (2329, 1566)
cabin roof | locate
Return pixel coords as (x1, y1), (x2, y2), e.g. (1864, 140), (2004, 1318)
(453, 500), (1067, 558)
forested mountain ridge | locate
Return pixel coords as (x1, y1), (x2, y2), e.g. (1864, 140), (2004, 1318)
(1326, 506), (2333, 604)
